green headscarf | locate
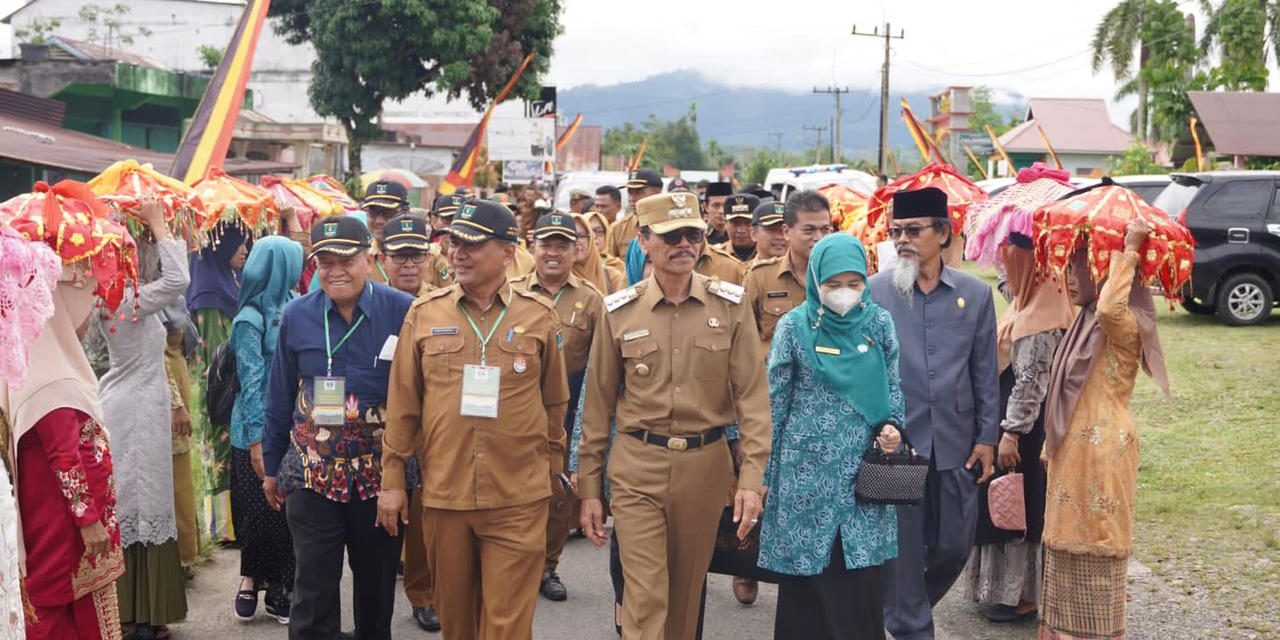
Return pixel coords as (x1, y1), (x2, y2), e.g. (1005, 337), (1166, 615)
(788, 233), (892, 425)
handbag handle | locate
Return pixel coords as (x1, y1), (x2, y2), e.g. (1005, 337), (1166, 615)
(870, 422), (916, 457)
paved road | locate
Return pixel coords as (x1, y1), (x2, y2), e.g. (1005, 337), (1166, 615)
(173, 532), (1232, 639)
(175, 531), (1040, 639)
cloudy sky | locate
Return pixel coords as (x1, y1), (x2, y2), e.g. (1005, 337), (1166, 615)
(546, 0), (1217, 114)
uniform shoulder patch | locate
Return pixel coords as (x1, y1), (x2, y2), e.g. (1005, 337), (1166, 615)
(410, 285), (453, 309)
(604, 284), (641, 312)
(706, 279), (744, 304)
(747, 256), (783, 271)
(512, 285), (557, 312)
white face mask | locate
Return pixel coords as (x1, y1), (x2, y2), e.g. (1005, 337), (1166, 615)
(820, 286), (862, 316)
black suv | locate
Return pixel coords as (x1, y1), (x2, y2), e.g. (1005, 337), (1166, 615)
(1153, 171), (1280, 325)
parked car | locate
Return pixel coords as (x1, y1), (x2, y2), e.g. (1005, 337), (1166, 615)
(1108, 174), (1172, 205)
(976, 175), (1091, 196)
(765, 164), (876, 201)
(1152, 171), (1280, 325)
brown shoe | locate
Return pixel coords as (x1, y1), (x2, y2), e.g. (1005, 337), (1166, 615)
(732, 577), (758, 605)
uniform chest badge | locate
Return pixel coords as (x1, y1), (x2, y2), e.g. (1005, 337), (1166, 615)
(514, 355), (528, 373)
(635, 363), (650, 376)
(857, 344), (870, 354)
(957, 297), (966, 309)
(708, 317), (721, 328)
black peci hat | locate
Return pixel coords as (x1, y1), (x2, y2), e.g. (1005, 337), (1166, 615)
(891, 187), (949, 220)
(704, 181), (734, 198)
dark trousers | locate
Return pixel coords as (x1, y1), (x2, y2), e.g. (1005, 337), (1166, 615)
(881, 460), (980, 640)
(776, 535), (884, 640)
(285, 489), (403, 640)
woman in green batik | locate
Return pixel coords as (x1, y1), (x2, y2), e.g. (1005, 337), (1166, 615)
(187, 224), (248, 544)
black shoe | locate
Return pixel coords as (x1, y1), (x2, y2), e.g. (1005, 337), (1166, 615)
(413, 605), (442, 632)
(264, 592), (291, 625)
(540, 571), (568, 601)
(339, 633), (355, 640)
(233, 589), (258, 621)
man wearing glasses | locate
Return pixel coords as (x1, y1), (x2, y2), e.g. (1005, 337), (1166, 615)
(380, 213), (435, 298)
(578, 192), (772, 640)
(867, 187), (999, 640)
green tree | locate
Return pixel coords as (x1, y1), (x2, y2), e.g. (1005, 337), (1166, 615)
(1091, 0), (1168, 142)
(270, 0), (562, 178)
(1199, 0), (1273, 91)
(197, 45), (224, 70)
(1107, 142), (1169, 175)
(78, 4), (152, 51)
(600, 109), (707, 171)
(14, 16), (61, 44)
(1114, 2), (1198, 144)
(966, 86), (1019, 137)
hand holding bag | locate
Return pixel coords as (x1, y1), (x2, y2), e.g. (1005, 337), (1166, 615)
(987, 472), (1027, 531)
(854, 425), (930, 505)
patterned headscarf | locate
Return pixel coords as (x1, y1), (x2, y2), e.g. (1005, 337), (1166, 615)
(0, 226), (62, 388)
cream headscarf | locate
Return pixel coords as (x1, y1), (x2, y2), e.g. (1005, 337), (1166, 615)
(996, 246), (1076, 371)
(571, 214), (611, 293)
(0, 270), (105, 462)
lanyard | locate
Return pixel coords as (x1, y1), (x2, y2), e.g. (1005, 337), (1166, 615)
(375, 260), (388, 282)
(551, 288), (566, 305)
(324, 309), (366, 376)
(460, 304), (509, 366)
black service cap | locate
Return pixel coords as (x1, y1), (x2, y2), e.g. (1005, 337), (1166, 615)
(309, 215), (372, 258)
(447, 199), (520, 244)
(382, 214), (432, 252)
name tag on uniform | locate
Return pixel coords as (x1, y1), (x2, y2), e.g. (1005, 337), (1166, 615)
(766, 291), (789, 298)
(815, 345), (841, 355)
(313, 376), (346, 425)
(622, 329), (650, 342)
(461, 365), (500, 418)
(431, 327), (459, 336)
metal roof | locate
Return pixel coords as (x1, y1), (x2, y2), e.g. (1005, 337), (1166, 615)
(1187, 91), (1280, 157)
(998, 98), (1133, 155)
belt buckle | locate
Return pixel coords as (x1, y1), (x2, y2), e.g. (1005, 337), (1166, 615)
(666, 436), (688, 451)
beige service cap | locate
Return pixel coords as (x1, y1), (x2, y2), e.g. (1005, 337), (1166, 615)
(636, 192), (707, 235)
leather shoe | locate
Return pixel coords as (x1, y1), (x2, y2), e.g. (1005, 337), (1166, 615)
(413, 605), (442, 632)
(732, 577), (758, 605)
(984, 604), (1036, 622)
(540, 571), (568, 601)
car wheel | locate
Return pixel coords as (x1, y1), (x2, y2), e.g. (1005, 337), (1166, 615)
(1215, 273), (1273, 326)
(1180, 298), (1215, 315)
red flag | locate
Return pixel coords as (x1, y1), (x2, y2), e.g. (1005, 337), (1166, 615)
(439, 54), (535, 195)
(555, 113), (583, 151)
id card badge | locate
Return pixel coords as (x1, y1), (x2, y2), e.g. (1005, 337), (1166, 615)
(313, 376), (346, 426)
(461, 364), (501, 418)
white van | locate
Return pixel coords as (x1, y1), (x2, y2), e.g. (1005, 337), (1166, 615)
(765, 164), (877, 201)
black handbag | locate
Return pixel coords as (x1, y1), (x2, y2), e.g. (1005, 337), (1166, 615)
(854, 426), (930, 506)
(707, 506), (788, 583)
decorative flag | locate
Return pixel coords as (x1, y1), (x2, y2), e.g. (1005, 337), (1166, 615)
(439, 54), (535, 195)
(171, 0), (271, 184)
(629, 136), (650, 172)
(961, 141), (990, 181)
(1189, 116), (1205, 171)
(900, 99), (945, 164)
(1035, 122), (1063, 170)
(555, 113), (584, 151)
(986, 124), (1016, 177)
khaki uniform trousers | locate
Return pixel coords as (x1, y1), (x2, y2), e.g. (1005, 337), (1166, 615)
(545, 448), (578, 572)
(425, 498), (549, 640)
(609, 431), (734, 640)
(403, 485), (434, 608)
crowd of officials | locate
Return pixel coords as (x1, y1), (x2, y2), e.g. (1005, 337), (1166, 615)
(0, 167), (1166, 640)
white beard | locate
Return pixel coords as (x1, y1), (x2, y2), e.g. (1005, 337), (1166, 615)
(892, 255), (920, 306)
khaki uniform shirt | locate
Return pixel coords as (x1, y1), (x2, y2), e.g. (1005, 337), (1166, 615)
(577, 274), (772, 501)
(511, 272), (603, 375)
(743, 252), (807, 344)
(696, 243), (747, 285)
(383, 283), (570, 510)
(606, 214), (640, 258)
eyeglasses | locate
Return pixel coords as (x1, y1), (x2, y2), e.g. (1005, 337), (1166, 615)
(657, 228), (706, 245)
(388, 253), (428, 265)
(888, 222), (943, 239)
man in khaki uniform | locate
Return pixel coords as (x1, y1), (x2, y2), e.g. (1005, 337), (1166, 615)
(606, 169), (663, 258)
(749, 199), (789, 268)
(511, 213), (604, 603)
(380, 200), (570, 640)
(715, 193), (762, 263)
(578, 192), (772, 640)
(743, 190), (834, 344)
(696, 239), (748, 284)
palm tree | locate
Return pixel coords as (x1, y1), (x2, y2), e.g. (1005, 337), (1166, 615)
(1091, 0), (1154, 142)
(1198, 0), (1276, 91)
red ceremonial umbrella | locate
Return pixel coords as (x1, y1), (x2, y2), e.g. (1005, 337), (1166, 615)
(191, 167), (279, 238)
(0, 180), (139, 312)
(88, 159), (208, 249)
(866, 162), (989, 235)
(1033, 181), (1195, 300)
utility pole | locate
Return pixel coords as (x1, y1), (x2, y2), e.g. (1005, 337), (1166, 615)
(852, 23), (905, 175)
(814, 86), (849, 162)
(802, 124), (828, 164)
(768, 131), (784, 157)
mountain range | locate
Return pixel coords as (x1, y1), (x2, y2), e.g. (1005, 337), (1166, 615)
(559, 70), (1025, 156)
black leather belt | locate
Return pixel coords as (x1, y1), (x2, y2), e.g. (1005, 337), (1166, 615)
(625, 427), (726, 451)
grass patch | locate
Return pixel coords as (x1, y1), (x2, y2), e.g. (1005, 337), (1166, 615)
(969, 266), (1280, 635)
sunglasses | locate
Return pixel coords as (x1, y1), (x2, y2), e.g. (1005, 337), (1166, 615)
(888, 222), (943, 239)
(388, 253), (428, 265)
(657, 228), (706, 245)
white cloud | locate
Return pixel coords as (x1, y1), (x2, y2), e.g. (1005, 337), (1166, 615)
(545, 0), (1220, 126)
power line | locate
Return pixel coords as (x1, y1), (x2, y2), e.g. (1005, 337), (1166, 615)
(802, 124), (828, 163)
(813, 86), (850, 160)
